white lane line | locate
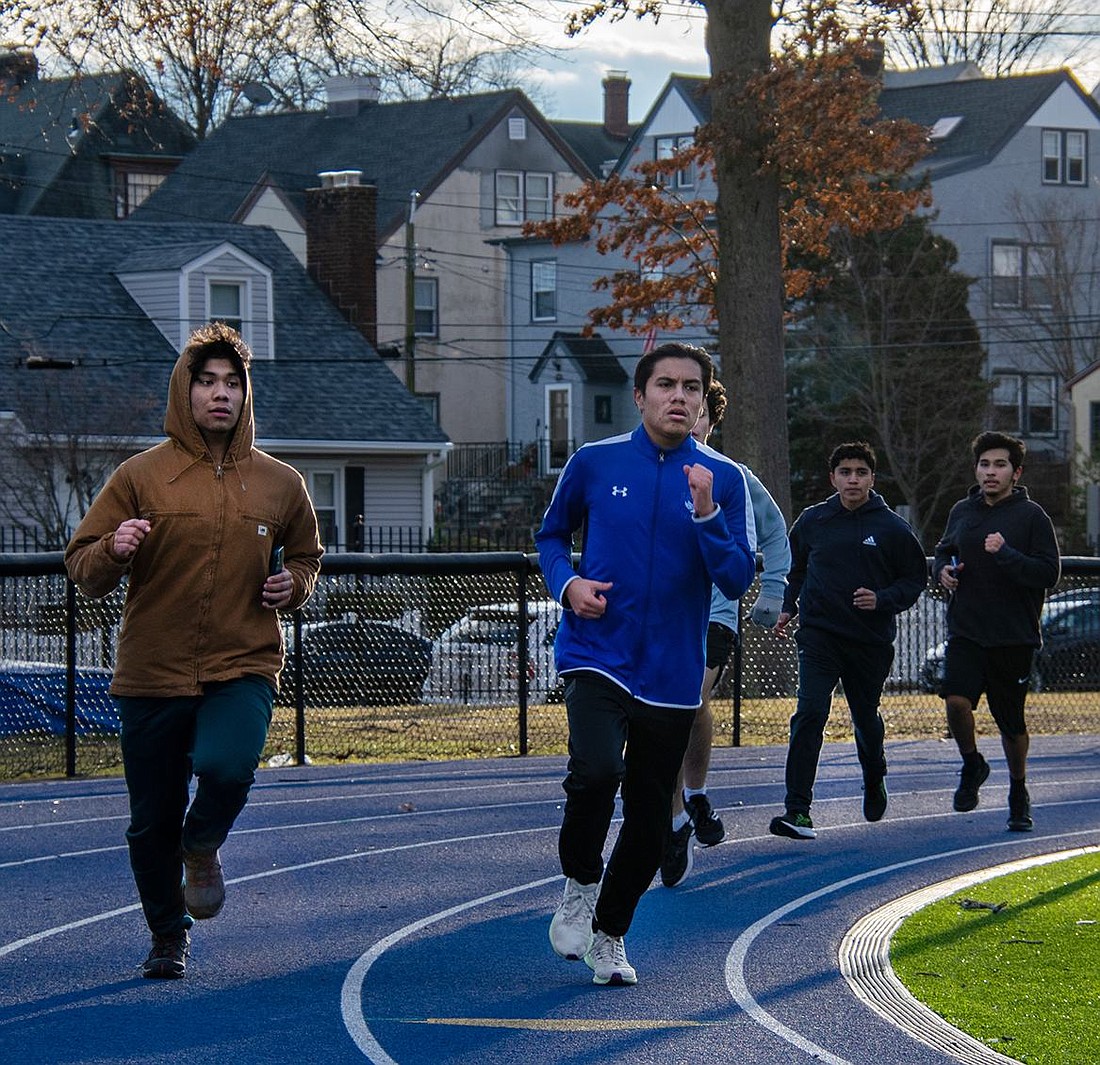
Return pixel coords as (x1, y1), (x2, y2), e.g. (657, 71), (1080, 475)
(840, 845), (1100, 1065)
(340, 876), (560, 1065)
(0, 825), (558, 959)
(724, 828), (1100, 1064)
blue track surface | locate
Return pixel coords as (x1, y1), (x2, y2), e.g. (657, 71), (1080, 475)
(2, 734), (1098, 1064)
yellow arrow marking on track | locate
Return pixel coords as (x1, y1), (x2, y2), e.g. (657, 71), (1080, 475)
(401, 1018), (712, 1031)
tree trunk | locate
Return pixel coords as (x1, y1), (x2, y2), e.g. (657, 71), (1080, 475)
(705, 0), (792, 519)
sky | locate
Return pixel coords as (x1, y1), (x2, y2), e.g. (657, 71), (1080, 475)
(522, 3), (1100, 125)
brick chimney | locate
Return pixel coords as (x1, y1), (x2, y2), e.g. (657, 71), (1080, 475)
(306, 172), (378, 347)
(603, 71), (631, 139)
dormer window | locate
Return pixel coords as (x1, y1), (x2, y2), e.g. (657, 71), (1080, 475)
(209, 281), (244, 334)
(1042, 129), (1086, 186)
(112, 163), (172, 218)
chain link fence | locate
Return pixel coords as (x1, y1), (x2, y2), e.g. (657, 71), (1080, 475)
(2, 553), (1098, 780)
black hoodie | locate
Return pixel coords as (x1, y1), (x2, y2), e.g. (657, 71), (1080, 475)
(932, 485), (1060, 648)
(782, 491), (928, 647)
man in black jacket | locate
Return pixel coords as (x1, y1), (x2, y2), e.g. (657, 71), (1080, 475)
(768, 442), (928, 839)
(932, 431), (1060, 831)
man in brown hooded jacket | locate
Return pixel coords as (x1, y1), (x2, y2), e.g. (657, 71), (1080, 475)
(66, 322), (322, 978)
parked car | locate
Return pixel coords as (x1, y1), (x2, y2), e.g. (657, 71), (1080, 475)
(920, 589), (1100, 694)
(281, 617), (432, 706)
(0, 660), (116, 736)
(424, 600), (563, 704)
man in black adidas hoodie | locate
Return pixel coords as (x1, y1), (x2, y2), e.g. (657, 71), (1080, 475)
(932, 431), (1060, 832)
(768, 442), (928, 840)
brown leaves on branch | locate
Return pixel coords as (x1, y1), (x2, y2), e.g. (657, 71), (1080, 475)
(527, 31), (932, 334)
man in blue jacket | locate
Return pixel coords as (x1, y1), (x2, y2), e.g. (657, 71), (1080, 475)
(932, 431), (1060, 831)
(536, 342), (756, 986)
(768, 442), (927, 840)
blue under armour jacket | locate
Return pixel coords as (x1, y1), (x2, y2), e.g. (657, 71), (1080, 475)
(536, 425), (757, 709)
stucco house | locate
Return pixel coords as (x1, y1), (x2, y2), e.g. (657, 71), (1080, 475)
(499, 74), (717, 465)
(0, 215), (448, 551)
(134, 75), (633, 452)
(499, 66), (1100, 517)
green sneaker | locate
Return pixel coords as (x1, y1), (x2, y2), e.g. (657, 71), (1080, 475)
(769, 810), (816, 840)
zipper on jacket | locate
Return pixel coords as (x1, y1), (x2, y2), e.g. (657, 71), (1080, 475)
(636, 451), (666, 678)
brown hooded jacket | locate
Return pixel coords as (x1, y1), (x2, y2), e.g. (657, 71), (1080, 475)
(65, 347), (323, 696)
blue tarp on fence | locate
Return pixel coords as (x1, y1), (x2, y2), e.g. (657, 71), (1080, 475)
(0, 662), (117, 737)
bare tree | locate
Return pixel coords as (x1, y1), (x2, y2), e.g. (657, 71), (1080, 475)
(0, 375), (151, 548)
(1, 0), (554, 139)
(988, 191), (1100, 386)
(885, 0), (1091, 76)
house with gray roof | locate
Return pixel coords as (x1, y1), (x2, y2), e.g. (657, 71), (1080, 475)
(0, 215), (449, 550)
(135, 75), (631, 453)
(0, 50), (194, 219)
(498, 66), (1100, 516)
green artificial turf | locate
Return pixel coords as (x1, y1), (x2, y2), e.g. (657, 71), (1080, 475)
(891, 851), (1100, 1063)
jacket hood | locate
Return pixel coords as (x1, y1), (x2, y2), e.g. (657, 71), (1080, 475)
(163, 346), (256, 462)
(823, 489), (890, 518)
(965, 483), (1031, 505)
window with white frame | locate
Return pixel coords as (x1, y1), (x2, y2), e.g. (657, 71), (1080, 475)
(991, 241), (1055, 309)
(208, 281), (244, 333)
(655, 135), (695, 188)
(531, 260), (557, 321)
(414, 277), (438, 337)
(305, 469), (340, 549)
(1042, 129), (1087, 186)
(495, 170), (554, 225)
(525, 172), (552, 221)
(992, 372), (1057, 436)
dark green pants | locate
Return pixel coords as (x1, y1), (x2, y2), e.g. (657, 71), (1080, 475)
(116, 676), (274, 935)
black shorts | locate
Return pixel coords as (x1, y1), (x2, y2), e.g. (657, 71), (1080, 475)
(941, 636), (1034, 737)
(706, 622), (738, 685)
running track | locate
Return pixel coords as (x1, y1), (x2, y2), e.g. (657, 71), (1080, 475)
(2, 734), (1098, 1064)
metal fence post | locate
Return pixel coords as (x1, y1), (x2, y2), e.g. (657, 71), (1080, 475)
(293, 609), (306, 766)
(65, 577), (77, 777)
(517, 564), (530, 756)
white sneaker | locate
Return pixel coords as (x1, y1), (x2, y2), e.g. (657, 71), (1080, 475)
(549, 877), (598, 960)
(584, 930), (637, 986)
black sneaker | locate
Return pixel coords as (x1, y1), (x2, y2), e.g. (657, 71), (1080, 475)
(1007, 787), (1033, 832)
(769, 810), (816, 840)
(953, 754), (990, 812)
(660, 822), (694, 887)
(683, 792), (726, 846)
(142, 929), (190, 979)
(863, 776), (888, 822)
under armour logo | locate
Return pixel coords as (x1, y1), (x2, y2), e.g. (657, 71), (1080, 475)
(611, 486), (628, 497)
(863, 535), (878, 546)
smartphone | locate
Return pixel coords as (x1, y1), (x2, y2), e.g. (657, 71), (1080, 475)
(269, 545), (284, 576)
